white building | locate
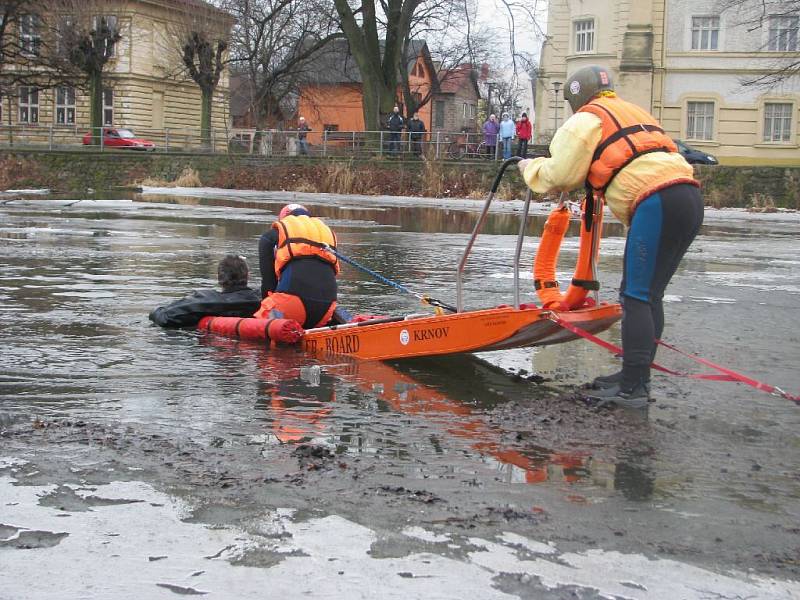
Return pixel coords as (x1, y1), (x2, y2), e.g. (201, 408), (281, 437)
(535, 0), (800, 165)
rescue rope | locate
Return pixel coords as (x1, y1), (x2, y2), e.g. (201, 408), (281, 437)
(546, 313), (800, 405)
(322, 245), (458, 314)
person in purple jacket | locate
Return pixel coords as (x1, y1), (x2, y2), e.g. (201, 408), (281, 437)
(482, 114), (500, 159)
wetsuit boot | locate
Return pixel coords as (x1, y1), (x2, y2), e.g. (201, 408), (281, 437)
(586, 366), (651, 409)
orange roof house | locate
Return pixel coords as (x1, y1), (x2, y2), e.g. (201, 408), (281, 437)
(296, 39), (439, 144)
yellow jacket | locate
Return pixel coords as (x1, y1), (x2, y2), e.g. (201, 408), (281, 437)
(521, 111), (697, 226)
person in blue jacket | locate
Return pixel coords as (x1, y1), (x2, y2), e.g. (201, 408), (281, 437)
(499, 112), (515, 159)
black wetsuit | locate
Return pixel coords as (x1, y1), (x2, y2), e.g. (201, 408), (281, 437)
(258, 229), (337, 327)
(619, 183), (704, 388)
(149, 286), (261, 328)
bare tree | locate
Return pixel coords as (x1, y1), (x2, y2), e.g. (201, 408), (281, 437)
(1, 2), (80, 126)
(166, 0), (234, 145)
(333, 0), (424, 131)
(488, 75), (524, 116)
(55, 3), (121, 142)
(225, 0), (342, 128)
(398, 0), (494, 119)
(714, 0), (800, 87)
(2, 0), (123, 143)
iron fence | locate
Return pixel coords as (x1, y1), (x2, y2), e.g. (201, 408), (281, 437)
(0, 124), (542, 160)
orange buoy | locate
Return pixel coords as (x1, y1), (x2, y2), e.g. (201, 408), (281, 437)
(198, 316), (304, 344)
(533, 199), (603, 311)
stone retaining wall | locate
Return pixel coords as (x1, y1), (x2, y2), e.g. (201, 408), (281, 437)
(1, 149), (798, 209)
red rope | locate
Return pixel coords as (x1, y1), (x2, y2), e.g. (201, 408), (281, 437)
(548, 314), (800, 405)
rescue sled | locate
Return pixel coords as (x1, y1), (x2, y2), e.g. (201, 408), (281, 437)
(199, 158), (621, 360)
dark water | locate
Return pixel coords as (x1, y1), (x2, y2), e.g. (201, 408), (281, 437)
(1, 191), (799, 587)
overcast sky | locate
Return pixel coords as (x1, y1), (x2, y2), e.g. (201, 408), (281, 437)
(474, 0), (546, 113)
(477, 0), (546, 65)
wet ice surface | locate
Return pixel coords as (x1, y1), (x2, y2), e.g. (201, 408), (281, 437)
(1, 189), (799, 598)
(1, 469), (796, 600)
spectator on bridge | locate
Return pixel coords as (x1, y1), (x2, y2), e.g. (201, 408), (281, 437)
(297, 117), (311, 156)
(516, 112), (532, 158)
(408, 112), (427, 156)
(482, 114), (499, 159)
(387, 106), (405, 156)
(499, 112), (515, 159)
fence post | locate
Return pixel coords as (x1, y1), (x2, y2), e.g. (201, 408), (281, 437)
(48, 125), (53, 151)
(379, 131), (384, 157)
(352, 130), (356, 155)
(100, 127), (104, 152)
(435, 131), (440, 160)
(211, 128), (216, 153)
(165, 128), (170, 153)
(323, 129), (328, 157)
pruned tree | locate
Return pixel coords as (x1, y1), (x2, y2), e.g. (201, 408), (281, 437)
(23, 0), (123, 144)
(167, 0), (234, 145)
(488, 75), (525, 116)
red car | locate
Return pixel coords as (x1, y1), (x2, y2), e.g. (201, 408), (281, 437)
(82, 128), (156, 150)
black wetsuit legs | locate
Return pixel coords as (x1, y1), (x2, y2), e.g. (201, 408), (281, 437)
(619, 183), (704, 389)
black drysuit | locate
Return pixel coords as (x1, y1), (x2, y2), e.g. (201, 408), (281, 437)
(149, 286), (261, 328)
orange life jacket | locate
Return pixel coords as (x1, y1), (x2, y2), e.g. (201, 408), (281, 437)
(578, 95), (677, 193)
(272, 215), (340, 276)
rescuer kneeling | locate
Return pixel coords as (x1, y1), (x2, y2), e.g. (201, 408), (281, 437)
(519, 65), (704, 409)
(255, 204), (339, 329)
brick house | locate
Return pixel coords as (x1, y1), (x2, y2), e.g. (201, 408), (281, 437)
(429, 64), (481, 134)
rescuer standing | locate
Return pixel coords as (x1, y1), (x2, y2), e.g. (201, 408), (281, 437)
(519, 65), (704, 409)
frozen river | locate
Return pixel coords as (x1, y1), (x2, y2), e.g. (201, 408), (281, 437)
(1, 188), (798, 599)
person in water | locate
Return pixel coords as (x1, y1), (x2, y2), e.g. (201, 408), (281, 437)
(255, 203), (339, 329)
(518, 65), (704, 409)
(149, 255), (261, 328)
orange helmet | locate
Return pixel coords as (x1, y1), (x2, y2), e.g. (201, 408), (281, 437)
(279, 203), (309, 219)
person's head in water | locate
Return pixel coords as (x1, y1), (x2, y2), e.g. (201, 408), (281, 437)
(218, 255), (249, 292)
(278, 203), (310, 219)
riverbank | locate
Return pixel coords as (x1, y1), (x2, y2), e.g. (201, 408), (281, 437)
(2, 149), (799, 209)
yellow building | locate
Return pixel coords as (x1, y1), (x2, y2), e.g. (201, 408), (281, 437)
(535, 0), (800, 165)
(3, 0), (232, 147)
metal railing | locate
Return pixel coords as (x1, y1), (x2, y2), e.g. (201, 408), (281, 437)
(0, 124), (541, 160)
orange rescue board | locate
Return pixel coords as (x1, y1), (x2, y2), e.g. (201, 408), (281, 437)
(301, 304), (621, 361)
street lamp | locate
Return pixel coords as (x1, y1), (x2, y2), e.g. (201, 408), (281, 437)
(552, 81), (562, 134)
